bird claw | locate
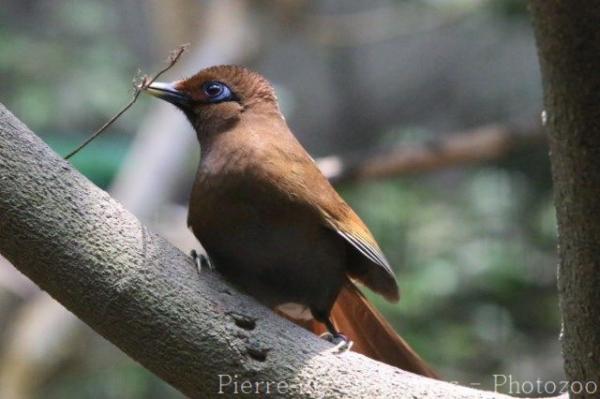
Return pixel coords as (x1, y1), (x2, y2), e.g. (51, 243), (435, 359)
(190, 250), (214, 274)
(320, 332), (353, 353)
(190, 250), (202, 273)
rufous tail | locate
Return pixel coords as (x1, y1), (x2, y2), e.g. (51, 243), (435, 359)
(285, 280), (438, 378)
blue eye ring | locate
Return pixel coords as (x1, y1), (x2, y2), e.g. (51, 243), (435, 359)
(202, 81), (233, 103)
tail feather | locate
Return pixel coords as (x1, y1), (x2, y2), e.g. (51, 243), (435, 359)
(281, 281), (438, 379)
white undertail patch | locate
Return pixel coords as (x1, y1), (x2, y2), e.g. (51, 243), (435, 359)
(276, 303), (313, 320)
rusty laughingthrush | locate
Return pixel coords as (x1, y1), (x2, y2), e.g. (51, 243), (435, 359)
(145, 65), (436, 378)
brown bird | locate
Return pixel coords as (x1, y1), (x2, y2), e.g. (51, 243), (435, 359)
(145, 65), (437, 378)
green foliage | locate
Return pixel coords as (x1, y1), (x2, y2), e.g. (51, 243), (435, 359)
(0, 1), (147, 133)
(342, 157), (558, 385)
(43, 134), (131, 189)
(42, 357), (183, 399)
(485, 0), (529, 18)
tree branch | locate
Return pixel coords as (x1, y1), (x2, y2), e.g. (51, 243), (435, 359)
(318, 123), (544, 185)
(529, 0), (600, 394)
(0, 103), (556, 398)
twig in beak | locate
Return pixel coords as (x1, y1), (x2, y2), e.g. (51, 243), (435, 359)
(64, 44), (189, 160)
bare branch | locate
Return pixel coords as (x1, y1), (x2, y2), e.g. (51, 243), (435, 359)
(318, 123), (544, 185)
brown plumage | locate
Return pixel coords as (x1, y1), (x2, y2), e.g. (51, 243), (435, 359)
(145, 65), (436, 378)
(283, 281), (437, 377)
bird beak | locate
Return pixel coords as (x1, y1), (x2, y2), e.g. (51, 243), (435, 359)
(145, 81), (192, 108)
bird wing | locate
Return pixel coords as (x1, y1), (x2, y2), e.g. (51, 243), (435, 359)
(319, 203), (400, 302)
(255, 124), (400, 301)
(334, 222), (394, 278)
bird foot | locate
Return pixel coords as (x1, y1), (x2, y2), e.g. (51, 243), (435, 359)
(320, 332), (353, 353)
(190, 250), (213, 274)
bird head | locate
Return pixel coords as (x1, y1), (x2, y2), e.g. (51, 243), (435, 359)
(145, 65), (281, 136)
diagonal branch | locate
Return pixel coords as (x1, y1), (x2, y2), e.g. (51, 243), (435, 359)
(318, 123), (544, 185)
(0, 103), (559, 398)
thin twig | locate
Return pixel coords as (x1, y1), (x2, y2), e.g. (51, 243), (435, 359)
(64, 44), (189, 160)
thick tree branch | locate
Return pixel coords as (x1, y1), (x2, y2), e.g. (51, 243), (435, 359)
(0, 103), (554, 398)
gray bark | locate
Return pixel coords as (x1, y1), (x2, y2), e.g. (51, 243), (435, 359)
(0, 102), (555, 398)
(529, 2), (600, 397)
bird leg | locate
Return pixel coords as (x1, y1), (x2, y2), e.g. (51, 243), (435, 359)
(190, 250), (214, 274)
(319, 318), (353, 353)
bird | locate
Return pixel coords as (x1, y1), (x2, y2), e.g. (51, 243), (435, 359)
(145, 65), (437, 378)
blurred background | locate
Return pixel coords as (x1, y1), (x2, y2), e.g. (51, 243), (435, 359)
(0, 1), (559, 398)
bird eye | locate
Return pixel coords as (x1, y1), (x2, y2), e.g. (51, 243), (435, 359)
(205, 82), (223, 97)
(202, 81), (233, 102)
